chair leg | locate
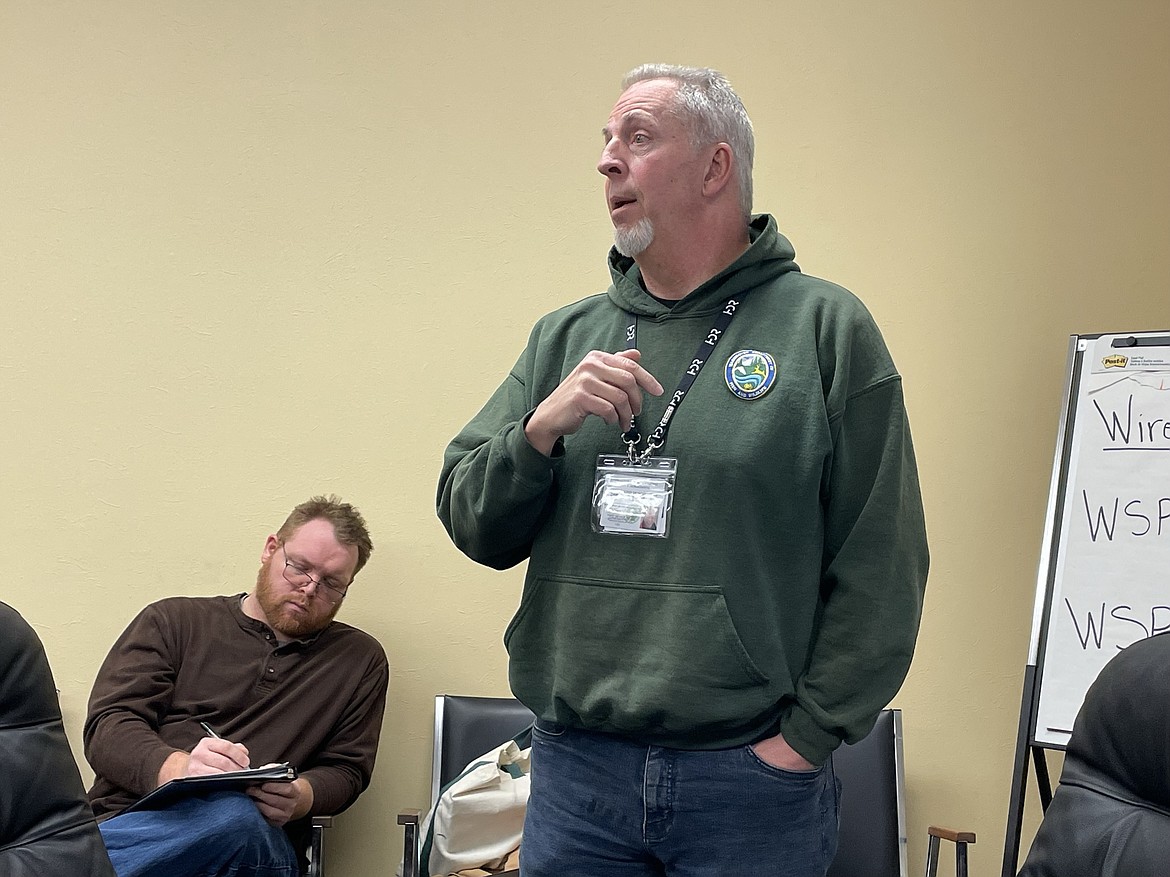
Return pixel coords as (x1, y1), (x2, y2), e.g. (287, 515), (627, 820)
(308, 816), (333, 877)
(925, 826), (976, 877)
(398, 809), (421, 877)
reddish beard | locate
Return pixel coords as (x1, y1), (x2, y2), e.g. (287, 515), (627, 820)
(254, 555), (339, 638)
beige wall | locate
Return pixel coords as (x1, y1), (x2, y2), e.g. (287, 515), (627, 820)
(3, 1), (1168, 874)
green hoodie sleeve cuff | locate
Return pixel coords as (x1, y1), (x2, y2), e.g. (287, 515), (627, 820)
(781, 706), (844, 767)
(503, 410), (563, 481)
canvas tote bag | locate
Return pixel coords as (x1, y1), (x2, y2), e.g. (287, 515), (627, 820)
(405, 727), (532, 877)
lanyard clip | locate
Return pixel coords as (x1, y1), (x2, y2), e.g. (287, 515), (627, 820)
(623, 434), (661, 464)
(623, 428), (641, 462)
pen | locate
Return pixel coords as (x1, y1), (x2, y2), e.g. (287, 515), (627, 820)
(199, 722), (223, 739)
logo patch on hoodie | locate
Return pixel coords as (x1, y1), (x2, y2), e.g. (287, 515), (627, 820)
(724, 350), (776, 400)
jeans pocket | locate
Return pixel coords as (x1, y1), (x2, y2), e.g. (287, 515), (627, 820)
(743, 744), (824, 780)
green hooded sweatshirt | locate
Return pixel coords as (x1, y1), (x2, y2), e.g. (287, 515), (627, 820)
(438, 215), (927, 764)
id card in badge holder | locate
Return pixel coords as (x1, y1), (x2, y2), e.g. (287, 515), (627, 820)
(591, 455), (677, 538)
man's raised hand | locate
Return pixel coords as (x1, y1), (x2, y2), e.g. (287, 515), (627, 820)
(525, 349), (663, 456)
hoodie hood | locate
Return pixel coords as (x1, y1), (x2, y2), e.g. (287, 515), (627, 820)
(605, 214), (800, 318)
(1063, 632), (1170, 809)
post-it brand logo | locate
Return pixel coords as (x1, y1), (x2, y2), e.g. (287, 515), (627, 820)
(1102, 354), (1128, 369)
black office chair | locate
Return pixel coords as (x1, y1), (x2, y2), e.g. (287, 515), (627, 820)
(428, 695), (536, 802)
(829, 708), (907, 877)
(0, 601), (116, 877)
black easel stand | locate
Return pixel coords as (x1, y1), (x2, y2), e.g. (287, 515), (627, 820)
(1002, 665), (1055, 877)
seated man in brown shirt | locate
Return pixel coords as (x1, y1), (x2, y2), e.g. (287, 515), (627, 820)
(84, 495), (389, 877)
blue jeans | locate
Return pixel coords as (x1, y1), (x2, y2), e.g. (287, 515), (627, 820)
(522, 721), (841, 877)
(98, 791), (300, 877)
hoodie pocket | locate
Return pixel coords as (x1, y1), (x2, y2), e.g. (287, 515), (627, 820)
(505, 574), (772, 737)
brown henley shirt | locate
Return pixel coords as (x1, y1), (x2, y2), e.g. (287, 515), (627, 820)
(84, 594), (388, 822)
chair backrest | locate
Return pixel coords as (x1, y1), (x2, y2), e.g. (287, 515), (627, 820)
(827, 709), (908, 877)
(431, 695), (535, 805)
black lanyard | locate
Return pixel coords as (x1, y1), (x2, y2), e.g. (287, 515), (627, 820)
(621, 296), (741, 460)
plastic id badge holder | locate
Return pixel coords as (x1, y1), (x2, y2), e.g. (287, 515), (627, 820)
(591, 455), (677, 538)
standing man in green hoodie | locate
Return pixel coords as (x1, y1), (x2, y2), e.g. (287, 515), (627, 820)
(438, 64), (928, 877)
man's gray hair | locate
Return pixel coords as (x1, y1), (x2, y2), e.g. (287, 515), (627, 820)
(622, 64), (755, 220)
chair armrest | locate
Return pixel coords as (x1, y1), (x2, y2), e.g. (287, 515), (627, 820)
(925, 825), (976, 877)
(398, 809), (422, 877)
(928, 825), (976, 844)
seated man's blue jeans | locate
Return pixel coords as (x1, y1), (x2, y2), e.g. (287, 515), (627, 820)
(98, 791), (301, 877)
(522, 721), (841, 877)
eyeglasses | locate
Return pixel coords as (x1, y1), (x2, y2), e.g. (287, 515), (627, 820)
(280, 543), (348, 604)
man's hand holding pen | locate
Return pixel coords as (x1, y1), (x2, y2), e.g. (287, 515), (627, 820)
(185, 735), (251, 776)
(177, 722), (251, 777)
(187, 721), (313, 826)
(154, 726), (249, 787)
